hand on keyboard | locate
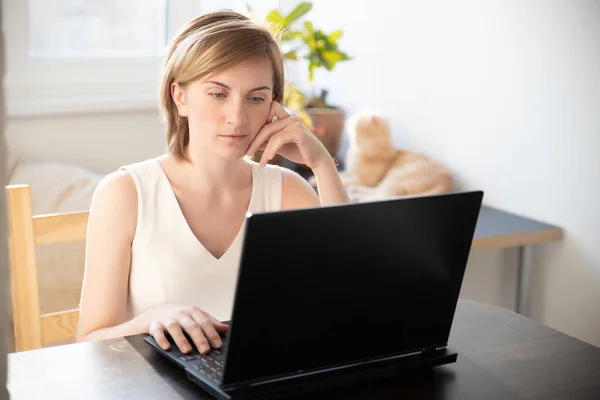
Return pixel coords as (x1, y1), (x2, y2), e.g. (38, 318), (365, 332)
(141, 303), (229, 354)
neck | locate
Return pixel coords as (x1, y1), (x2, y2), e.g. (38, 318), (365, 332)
(172, 148), (251, 195)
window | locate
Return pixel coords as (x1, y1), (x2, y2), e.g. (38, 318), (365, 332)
(29, 0), (169, 59)
(2, 0), (285, 117)
(2, 0), (202, 117)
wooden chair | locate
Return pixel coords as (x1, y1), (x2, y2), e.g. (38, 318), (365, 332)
(5, 184), (89, 352)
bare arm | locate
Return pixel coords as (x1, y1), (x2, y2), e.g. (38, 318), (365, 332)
(281, 158), (349, 210)
(281, 168), (321, 210)
(311, 157), (350, 206)
(76, 170), (145, 341)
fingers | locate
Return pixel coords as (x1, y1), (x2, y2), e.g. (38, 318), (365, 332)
(270, 101), (290, 121)
(189, 309), (223, 351)
(201, 321), (223, 350)
(259, 130), (296, 167)
(178, 314), (211, 354)
(246, 118), (286, 157)
(207, 315), (230, 335)
(164, 319), (192, 353)
(147, 305), (230, 355)
(149, 321), (170, 350)
(246, 101), (290, 156)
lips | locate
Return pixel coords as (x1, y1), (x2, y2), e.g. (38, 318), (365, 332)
(218, 134), (248, 142)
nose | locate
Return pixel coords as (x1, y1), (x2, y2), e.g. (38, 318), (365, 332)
(225, 97), (248, 129)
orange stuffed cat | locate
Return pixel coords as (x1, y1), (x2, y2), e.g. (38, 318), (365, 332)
(340, 111), (453, 202)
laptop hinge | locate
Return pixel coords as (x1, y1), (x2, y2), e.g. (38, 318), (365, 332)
(222, 348), (431, 391)
(422, 345), (444, 356)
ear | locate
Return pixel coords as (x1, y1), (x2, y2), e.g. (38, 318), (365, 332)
(171, 82), (189, 117)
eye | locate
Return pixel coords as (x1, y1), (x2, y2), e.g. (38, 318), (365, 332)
(210, 93), (226, 99)
(249, 97), (265, 104)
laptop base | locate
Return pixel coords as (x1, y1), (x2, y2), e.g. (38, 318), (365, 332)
(193, 348), (458, 400)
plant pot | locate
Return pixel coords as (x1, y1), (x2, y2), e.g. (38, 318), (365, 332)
(306, 107), (345, 159)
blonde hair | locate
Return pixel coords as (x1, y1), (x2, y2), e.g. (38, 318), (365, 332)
(160, 10), (285, 160)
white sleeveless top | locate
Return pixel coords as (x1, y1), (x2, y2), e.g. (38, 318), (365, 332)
(120, 158), (284, 321)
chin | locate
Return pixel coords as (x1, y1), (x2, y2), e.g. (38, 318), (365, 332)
(213, 146), (248, 161)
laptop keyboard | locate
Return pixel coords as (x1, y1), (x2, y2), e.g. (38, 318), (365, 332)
(179, 347), (226, 383)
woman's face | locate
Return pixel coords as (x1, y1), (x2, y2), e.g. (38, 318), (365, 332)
(172, 57), (274, 160)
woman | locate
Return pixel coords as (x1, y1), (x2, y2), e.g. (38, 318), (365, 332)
(76, 10), (349, 355)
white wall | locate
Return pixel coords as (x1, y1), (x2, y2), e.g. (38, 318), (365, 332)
(6, 111), (165, 174)
(302, 0), (600, 346)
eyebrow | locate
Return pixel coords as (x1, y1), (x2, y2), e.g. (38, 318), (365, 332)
(205, 81), (272, 92)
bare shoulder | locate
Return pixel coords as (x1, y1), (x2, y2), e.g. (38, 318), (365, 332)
(89, 169), (138, 234)
(280, 166), (320, 210)
(93, 169), (137, 206)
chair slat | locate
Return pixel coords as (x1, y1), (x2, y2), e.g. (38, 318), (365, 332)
(41, 309), (80, 344)
(6, 185), (43, 351)
(33, 212), (89, 244)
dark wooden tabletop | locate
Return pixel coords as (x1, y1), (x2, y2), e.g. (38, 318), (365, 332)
(8, 300), (600, 399)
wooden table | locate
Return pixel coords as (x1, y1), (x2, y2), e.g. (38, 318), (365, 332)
(8, 300), (599, 400)
(471, 206), (563, 316)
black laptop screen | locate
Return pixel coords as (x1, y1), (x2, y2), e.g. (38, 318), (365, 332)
(224, 192), (482, 385)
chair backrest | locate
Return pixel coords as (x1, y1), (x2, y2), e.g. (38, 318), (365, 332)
(5, 184), (89, 352)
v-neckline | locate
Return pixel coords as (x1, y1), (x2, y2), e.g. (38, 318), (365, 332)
(154, 159), (256, 262)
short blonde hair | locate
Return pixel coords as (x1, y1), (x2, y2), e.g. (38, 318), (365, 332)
(160, 10), (285, 160)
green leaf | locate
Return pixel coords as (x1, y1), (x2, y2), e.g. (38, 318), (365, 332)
(302, 22), (317, 52)
(313, 30), (336, 52)
(284, 2), (313, 25)
(303, 21), (314, 35)
(327, 30), (343, 43)
(315, 51), (331, 70)
(308, 60), (318, 82)
(281, 30), (302, 42)
(320, 50), (350, 70)
(266, 10), (285, 29)
(283, 51), (298, 60)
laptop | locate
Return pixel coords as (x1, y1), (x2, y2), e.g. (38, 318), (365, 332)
(145, 190), (484, 399)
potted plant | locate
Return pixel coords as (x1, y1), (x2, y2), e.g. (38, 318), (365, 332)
(261, 2), (351, 161)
